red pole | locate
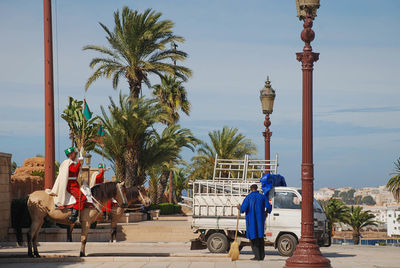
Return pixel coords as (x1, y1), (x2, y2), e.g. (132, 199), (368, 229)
(43, 0), (55, 189)
(284, 13), (331, 268)
(263, 114), (272, 173)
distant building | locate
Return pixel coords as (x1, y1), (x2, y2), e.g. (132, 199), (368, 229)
(314, 187), (335, 200)
(387, 208), (400, 237)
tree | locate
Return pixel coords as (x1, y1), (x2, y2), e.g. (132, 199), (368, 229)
(387, 157), (400, 203)
(98, 94), (196, 187)
(190, 126), (257, 180)
(84, 7), (192, 100)
(150, 125), (198, 203)
(11, 161), (18, 174)
(171, 167), (190, 202)
(152, 75), (192, 202)
(332, 190), (340, 197)
(323, 198), (349, 237)
(61, 96), (99, 152)
(361, 195), (376, 205)
(344, 206), (377, 245)
(152, 75), (190, 124)
(99, 94), (166, 186)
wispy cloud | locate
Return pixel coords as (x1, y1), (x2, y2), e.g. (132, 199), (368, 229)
(330, 106), (400, 113)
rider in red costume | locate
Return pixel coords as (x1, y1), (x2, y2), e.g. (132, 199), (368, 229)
(65, 147), (86, 222)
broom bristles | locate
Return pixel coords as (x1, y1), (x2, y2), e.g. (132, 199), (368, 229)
(229, 241), (240, 261)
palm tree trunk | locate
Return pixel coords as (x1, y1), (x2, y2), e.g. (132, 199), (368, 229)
(124, 147), (139, 187)
(352, 230), (360, 245)
(128, 76), (142, 101)
(157, 173), (169, 204)
(114, 157), (125, 182)
(149, 176), (158, 204)
(168, 169), (173, 203)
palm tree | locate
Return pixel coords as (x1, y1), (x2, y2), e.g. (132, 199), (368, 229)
(189, 126), (257, 180)
(83, 7), (192, 100)
(11, 161), (18, 174)
(151, 125), (198, 203)
(152, 75), (191, 203)
(387, 157), (400, 203)
(152, 75), (190, 124)
(171, 167), (190, 202)
(344, 206), (377, 245)
(99, 94), (197, 187)
(61, 96), (99, 152)
(99, 94), (169, 186)
(323, 198), (349, 237)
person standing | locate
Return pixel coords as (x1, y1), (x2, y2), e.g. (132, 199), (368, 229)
(46, 147), (86, 223)
(237, 184), (272, 261)
(89, 163), (105, 187)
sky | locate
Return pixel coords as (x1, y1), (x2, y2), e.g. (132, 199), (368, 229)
(0, 0), (399, 189)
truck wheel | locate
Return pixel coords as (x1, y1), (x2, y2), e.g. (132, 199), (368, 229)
(207, 233), (229, 253)
(277, 234), (297, 257)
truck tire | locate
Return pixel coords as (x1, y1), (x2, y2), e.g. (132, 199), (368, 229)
(207, 233), (229, 253)
(277, 234), (297, 257)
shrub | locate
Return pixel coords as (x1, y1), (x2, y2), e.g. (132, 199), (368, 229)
(158, 203), (181, 215)
(31, 171), (45, 178)
(149, 203), (159, 211)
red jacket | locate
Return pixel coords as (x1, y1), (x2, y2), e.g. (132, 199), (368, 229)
(95, 170), (105, 184)
(68, 162), (81, 178)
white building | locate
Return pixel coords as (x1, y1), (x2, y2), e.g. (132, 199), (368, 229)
(387, 208), (400, 237)
(364, 206), (388, 224)
(314, 187), (335, 200)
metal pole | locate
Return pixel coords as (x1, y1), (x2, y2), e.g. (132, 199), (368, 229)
(43, 0), (55, 189)
(168, 42), (178, 203)
(262, 114), (272, 173)
(284, 12), (330, 268)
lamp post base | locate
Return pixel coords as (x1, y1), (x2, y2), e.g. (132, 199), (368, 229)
(284, 239), (331, 268)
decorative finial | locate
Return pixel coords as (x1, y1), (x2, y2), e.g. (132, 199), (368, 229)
(265, 76), (271, 87)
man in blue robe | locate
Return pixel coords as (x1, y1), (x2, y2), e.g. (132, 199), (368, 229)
(238, 184), (272, 261)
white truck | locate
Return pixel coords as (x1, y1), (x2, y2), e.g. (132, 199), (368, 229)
(190, 155), (331, 256)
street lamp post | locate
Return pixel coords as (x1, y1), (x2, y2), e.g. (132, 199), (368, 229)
(285, 1), (331, 267)
(260, 77), (276, 173)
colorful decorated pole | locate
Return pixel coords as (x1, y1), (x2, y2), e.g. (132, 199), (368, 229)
(43, 0), (55, 189)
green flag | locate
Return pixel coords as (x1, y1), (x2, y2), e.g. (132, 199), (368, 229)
(98, 124), (105, 137)
(83, 99), (92, 120)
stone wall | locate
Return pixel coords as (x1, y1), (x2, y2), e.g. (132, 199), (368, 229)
(0, 152), (12, 241)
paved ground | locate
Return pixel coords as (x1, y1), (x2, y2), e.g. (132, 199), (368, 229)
(0, 242), (399, 268)
(115, 216), (198, 242)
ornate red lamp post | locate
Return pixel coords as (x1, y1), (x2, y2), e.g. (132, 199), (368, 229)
(260, 77), (276, 172)
(284, 1), (331, 267)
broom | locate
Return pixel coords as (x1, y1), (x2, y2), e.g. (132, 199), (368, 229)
(228, 207), (240, 261)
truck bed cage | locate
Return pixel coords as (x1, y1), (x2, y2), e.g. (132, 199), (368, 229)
(191, 154), (279, 217)
(212, 154), (278, 181)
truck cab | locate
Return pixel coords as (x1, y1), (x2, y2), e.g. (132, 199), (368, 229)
(265, 187), (331, 256)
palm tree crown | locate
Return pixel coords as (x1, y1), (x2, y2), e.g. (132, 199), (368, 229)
(190, 126), (257, 180)
(84, 7), (192, 99)
(323, 198), (349, 236)
(387, 157), (400, 202)
(344, 206), (377, 245)
(152, 75), (190, 124)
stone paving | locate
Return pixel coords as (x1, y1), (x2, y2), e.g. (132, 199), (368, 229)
(0, 242), (399, 268)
